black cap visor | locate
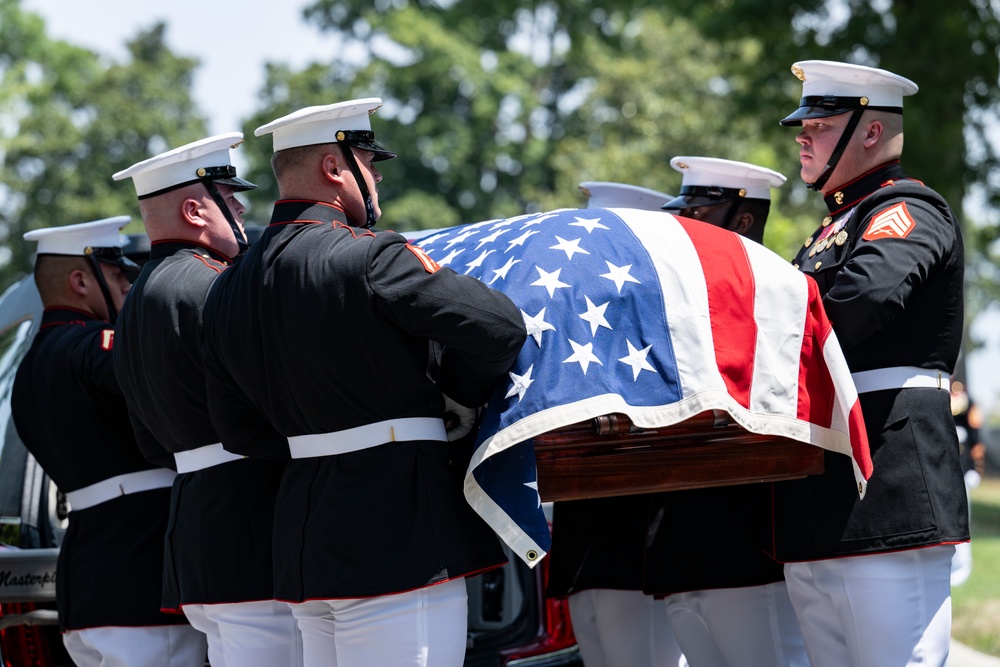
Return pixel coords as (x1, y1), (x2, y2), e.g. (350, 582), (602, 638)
(780, 96), (902, 126)
(661, 194), (735, 211)
(91, 247), (141, 279)
(356, 140), (397, 162)
(213, 175), (257, 192)
(338, 130), (396, 161)
(197, 165), (257, 192)
(137, 165), (257, 200)
(780, 104), (854, 127)
(661, 183), (754, 211)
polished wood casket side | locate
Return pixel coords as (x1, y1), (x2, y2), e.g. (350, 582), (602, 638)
(533, 411), (826, 502)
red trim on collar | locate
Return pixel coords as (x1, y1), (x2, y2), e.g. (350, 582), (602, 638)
(825, 160), (903, 215)
(150, 239), (233, 264)
(41, 306), (102, 320)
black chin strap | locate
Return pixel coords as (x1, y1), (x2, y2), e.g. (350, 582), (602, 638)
(807, 107), (866, 192)
(201, 178), (248, 256)
(339, 144), (377, 228)
(84, 255), (119, 324)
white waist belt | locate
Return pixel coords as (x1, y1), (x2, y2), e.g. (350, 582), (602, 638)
(174, 443), (246, 474)
(66, 468), (176, 511)
(851, 366), (949, 394)
(288, 417), (448, 459)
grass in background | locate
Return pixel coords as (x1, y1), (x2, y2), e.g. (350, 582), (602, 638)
(952, 476), (1000, 655)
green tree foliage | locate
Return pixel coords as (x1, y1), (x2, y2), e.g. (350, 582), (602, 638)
(241, 0), (999, 267)
(674, 0), (1000, 307)
(0, 0), (207, 285)
(3, 0), (998, 303)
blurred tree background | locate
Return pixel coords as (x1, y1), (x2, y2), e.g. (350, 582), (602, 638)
(0, 0), (208, 287)
(1, 0), (999, 316)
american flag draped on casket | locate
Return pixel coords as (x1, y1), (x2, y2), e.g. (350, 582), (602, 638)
(413, 207), (872, 567)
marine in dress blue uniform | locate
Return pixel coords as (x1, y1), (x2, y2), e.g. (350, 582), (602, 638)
(11, 217), (206, 667)
(545, 182), (686, 667)
(200, 98), (526, 667)
(775, 60), (968, 667)
(650, 157), (808, 667)
(112, 135), (303, 667)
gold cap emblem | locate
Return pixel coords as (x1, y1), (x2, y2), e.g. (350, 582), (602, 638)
(738, 188), (747, 198)
(860, 96), (869, 106)
(196, 167), (207, 177)
(834, 191), (844, 205)
(791, 65), (806, 81)
(336, 131), (346, 142)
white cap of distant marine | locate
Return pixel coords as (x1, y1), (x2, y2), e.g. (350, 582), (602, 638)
(579, 182), (672, 211)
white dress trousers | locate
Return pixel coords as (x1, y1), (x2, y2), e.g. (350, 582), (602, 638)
(663, 581), (809, 667)
(569, 588), (687, 667)
(183, 599), (303, 667)
(61, 624), (207, 667)
(784, 545), (955, 667)
(289, 577), (468, 667)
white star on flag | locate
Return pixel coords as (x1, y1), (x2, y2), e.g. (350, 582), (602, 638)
(563, 339), (603, 374)
(532, 266), (571, 298)
(464, 249), (495, 273)
(570, 216), (610, 234)
(550, 236), (590, 261)
(506, 229), (539, 252)
(579, 296), (612, 337)
(505, 364), (535, 401)
(522, 308), (556, 347)
(437, 248), (464, 266)
(619, 340), (657, 380)
(416, 231), (449, 246)
(476, 228), (511, 250)
(521, 213), (559, 228)
(600, 261), (641, 294)
(490, 257), (521, 284)
(444, 229), (479, 249)
(524, 480), (541, 508)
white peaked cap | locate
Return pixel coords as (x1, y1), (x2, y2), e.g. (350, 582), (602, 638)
(670, 156), (786, 200)
(24, 216), (130, 255)
(579, 182), (672, 211)
(781, 60), (918, 125)
(112, 132), (252, 198)
(255, 97), (387, 152)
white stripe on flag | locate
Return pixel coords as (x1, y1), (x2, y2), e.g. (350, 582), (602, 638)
(623, 212), (728, 398)
(744, 238), (808, 418)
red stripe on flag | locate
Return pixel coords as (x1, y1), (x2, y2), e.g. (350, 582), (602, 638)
(676, 218), (757, 409)
(796, 277), (836, 428)
(848, 398), (873, 479)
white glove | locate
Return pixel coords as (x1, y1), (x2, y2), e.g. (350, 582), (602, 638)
(443, 395), (478, 442)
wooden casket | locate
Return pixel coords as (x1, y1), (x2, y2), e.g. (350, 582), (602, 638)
(533, 411), (825, 502)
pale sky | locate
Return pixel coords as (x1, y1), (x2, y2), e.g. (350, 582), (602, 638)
(22, 0), (334, 135)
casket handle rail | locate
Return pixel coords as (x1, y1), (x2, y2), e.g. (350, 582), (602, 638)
(532, 411), (824, 502)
